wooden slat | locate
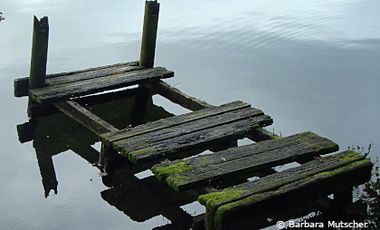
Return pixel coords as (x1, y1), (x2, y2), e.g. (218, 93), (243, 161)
(31, 67), (174, 104)
(46, 64), (142, 85)
(54, 100), (118, 135)
(152, 132), (339, 191)
(198, 151), (372, 230)
(14, 61), (139, 97)
(113, 106), (265, 153)
(101, 101), (249, 143)
(117, 115), (272, 164)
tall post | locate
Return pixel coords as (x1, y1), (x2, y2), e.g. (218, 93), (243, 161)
(139, 0), (160, 68)
(28, 16), (49, 117)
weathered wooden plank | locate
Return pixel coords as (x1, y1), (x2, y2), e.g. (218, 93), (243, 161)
(198, 151), (372, 230)
(14, 61), (139, 97)
(46, 64), (142, 86)
(54, 100), (118, 135)
(101, 101), (249, 143)
(31, 67), (174, 104)
(117, 115), (272, 164)
(113, 106), (265, 153)
(147, 80), (213, 111)
(152, 132), (339, 191)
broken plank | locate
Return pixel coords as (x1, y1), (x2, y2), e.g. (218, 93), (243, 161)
(198, 151), (372, 230)
(14, 61), (139, 97)
(152, 132), (339, 191)
(54, 100), (118, 135)
(31, 67), (174, 104)
(100, 101), (249, 143)
(118, 115), (273, 164)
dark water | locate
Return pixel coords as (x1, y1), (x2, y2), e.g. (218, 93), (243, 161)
(1, 0), (380, 229)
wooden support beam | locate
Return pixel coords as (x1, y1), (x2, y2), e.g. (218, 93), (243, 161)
(147, 80), (277, 142)
(140, 0), (160, 68)
(146, 80), (213, 111)
(54, 100), (119, 135)
(28, 16), (49, 117)
(131, 86), (153, 126)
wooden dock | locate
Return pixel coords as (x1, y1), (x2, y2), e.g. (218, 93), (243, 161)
(14, 1), (372, 229)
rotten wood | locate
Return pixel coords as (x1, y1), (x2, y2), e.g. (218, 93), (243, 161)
(152, 132), (339, 191)
(31, 67), (174, 104)
(100, 101), (248, 143)
(140, 0), (160, 68)
(116, 114), (272, 164)
(198, 151), (372, 230)
(14, 61), (139, 97)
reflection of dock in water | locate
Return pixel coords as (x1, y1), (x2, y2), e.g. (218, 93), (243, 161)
(14, 1), (373, 229)
(16, 92), (172, 197)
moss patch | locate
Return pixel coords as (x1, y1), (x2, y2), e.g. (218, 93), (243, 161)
(198, 188), (246, 209)
(152, 161), (192, 181)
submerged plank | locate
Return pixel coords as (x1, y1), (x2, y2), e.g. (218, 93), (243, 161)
(152, 132), (339, 191)
(14, 61), (139, 97)
(54, 100), (118, 135)
(198, 151), (372, 230)
(117, 114), (272, 164)
(101, 101), (249, 143)
(31, 67), (174, 104)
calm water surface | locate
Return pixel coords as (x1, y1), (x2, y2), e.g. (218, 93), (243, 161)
(1, 0), (379, 229)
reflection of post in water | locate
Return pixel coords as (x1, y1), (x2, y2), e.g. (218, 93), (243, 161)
(17, 94), (173, 198)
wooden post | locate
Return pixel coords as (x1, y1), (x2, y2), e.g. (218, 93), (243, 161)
(139, 0), (160, 68)
(28, 16), (49, 117)
(330, 188), (353, 220)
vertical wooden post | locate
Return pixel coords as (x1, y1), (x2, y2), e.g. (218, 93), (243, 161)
(139, 0), (160, 68)
(28, 16), (49, 117)
(330, 188), (353, 220)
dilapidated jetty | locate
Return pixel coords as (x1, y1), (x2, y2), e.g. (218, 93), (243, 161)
(14, 1), (372, 229)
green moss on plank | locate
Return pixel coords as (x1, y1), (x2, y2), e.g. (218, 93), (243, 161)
(166, 175), (189, 191)
(152, 161), (192, 182)
(198, 188), (246, 209)
(337, 150), (361, 161)
(123, 146), (156, 163)
(212, 158), (372, 228)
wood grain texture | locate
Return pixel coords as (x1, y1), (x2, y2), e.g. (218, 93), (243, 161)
(113, 106), (265, 152)
(14, 61), (139, 97)
(100, 101), (249, 143)
(31, 67), (174, 104)
(198, 151), (372, 230)
(119, 114), (273, 164)
(152, 132), (339, 191)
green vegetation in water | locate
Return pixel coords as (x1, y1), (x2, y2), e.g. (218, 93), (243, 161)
(360, 155), (379, 229)
(152, 161), (192, 181)
(0, 12), (5, 22)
